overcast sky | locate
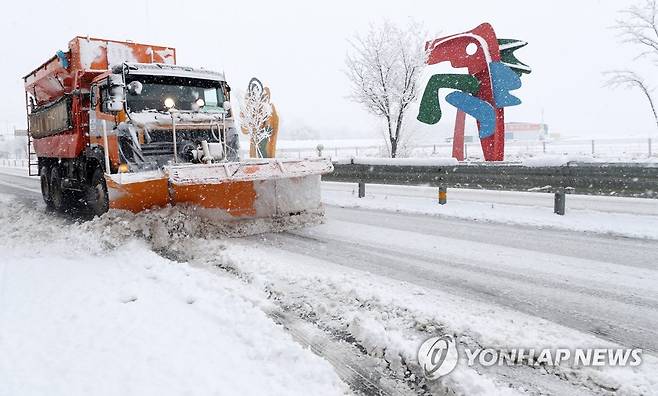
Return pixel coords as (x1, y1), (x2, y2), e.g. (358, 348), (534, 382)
(1, 0), (656, 140)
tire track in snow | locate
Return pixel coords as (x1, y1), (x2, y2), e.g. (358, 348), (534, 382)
(267, 309), (417, 396)
(168, 243), (423, 396)
(270, 230), (658, 354)
(325, 206), (658, 270)
(249, 232), (619, 395)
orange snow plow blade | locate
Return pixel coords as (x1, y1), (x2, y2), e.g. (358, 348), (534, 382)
(106, 171), (170, 212)
(105, 158), (333, 220)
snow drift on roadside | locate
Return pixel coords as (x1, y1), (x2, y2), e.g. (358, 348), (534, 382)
(0, 195), (347, 396)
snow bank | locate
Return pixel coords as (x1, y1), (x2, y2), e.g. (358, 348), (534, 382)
(0, 195), (346, 396)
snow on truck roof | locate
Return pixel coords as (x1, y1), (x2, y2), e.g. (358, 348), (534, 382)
(24, 37), (179, 104)
(24, 37), (176, 79)
(123, 62), (225, 82)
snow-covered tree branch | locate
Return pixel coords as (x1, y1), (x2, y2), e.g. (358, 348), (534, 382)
(605, 70), (658, 129)
(615, 0), (658, 62)
(607, 1), (658, 132)
(345, 21), (427, 158)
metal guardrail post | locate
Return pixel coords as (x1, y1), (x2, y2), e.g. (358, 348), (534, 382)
(358, 182), (365, 198)
(438, 186), (447, 205)
(554, 189), (566, 215)
(649, 138), (653, 157)
(591, 140), (595, 155)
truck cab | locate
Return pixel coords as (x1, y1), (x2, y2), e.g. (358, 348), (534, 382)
(89, 62), (240, 175)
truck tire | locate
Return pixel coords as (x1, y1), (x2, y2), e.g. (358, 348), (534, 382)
(40, 164), (54, 209)
(85, 168), (109, 216)
(50, 166), (66, 212)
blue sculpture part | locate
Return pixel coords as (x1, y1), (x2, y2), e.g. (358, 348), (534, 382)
(56, 50), (69, 69)
(490, 61), (522, 108)
(445, 91), (496, 139)
(417, 74), (480, 125)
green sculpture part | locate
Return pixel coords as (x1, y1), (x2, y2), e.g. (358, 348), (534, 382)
(417, 74), (480, 125)
(498, 39), (532, 77)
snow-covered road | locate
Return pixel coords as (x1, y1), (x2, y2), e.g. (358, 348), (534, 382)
(1, 168), (657, 395)
(262, 205), (658, 353)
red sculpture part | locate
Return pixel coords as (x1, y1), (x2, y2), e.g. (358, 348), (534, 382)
(425, 23), (505, 161)
(452, 110), (466, 160)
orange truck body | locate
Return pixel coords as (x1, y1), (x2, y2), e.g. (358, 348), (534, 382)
(24, 37), (175, 159)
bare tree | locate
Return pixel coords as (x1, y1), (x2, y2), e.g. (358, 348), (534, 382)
(615, 0), (658, 62)
(605, 71), (658, 129)
(606, 0), (658, 131)
(345, 21), (426, 158)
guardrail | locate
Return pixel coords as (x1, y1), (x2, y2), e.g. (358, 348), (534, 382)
(0, 158), (29, 168)
(324, 161), (658, 198)
(6, 156), (655, 198)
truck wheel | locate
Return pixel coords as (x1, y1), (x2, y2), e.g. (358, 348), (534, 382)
(40, 165), (54, 209)
(50, 166), (66, 212)
(85, 168), (109, 216)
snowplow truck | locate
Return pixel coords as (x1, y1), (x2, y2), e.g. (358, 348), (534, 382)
(24, 37), (332, 221)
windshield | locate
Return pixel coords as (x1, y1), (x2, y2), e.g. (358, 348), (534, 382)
(125, 75), (225, 113)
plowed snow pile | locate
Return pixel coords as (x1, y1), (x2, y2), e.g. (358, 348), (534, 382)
(0, 195), (346, 396)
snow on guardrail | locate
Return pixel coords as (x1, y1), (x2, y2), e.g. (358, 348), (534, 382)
(333, 157), (459, 166)
(332, 155), (658, 168)
(521, 155), (658, 167)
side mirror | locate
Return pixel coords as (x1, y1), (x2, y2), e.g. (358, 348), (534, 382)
(106, 74), (125, 113)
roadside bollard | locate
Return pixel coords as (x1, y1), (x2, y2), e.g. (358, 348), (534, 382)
(358, 182), (365, 198)
(438, 186), (447, 205)
(554, 189), (566, 215)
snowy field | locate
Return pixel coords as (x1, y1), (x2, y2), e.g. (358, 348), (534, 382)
(272, 138), (658, 164)
(1, 167), (658, 395)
